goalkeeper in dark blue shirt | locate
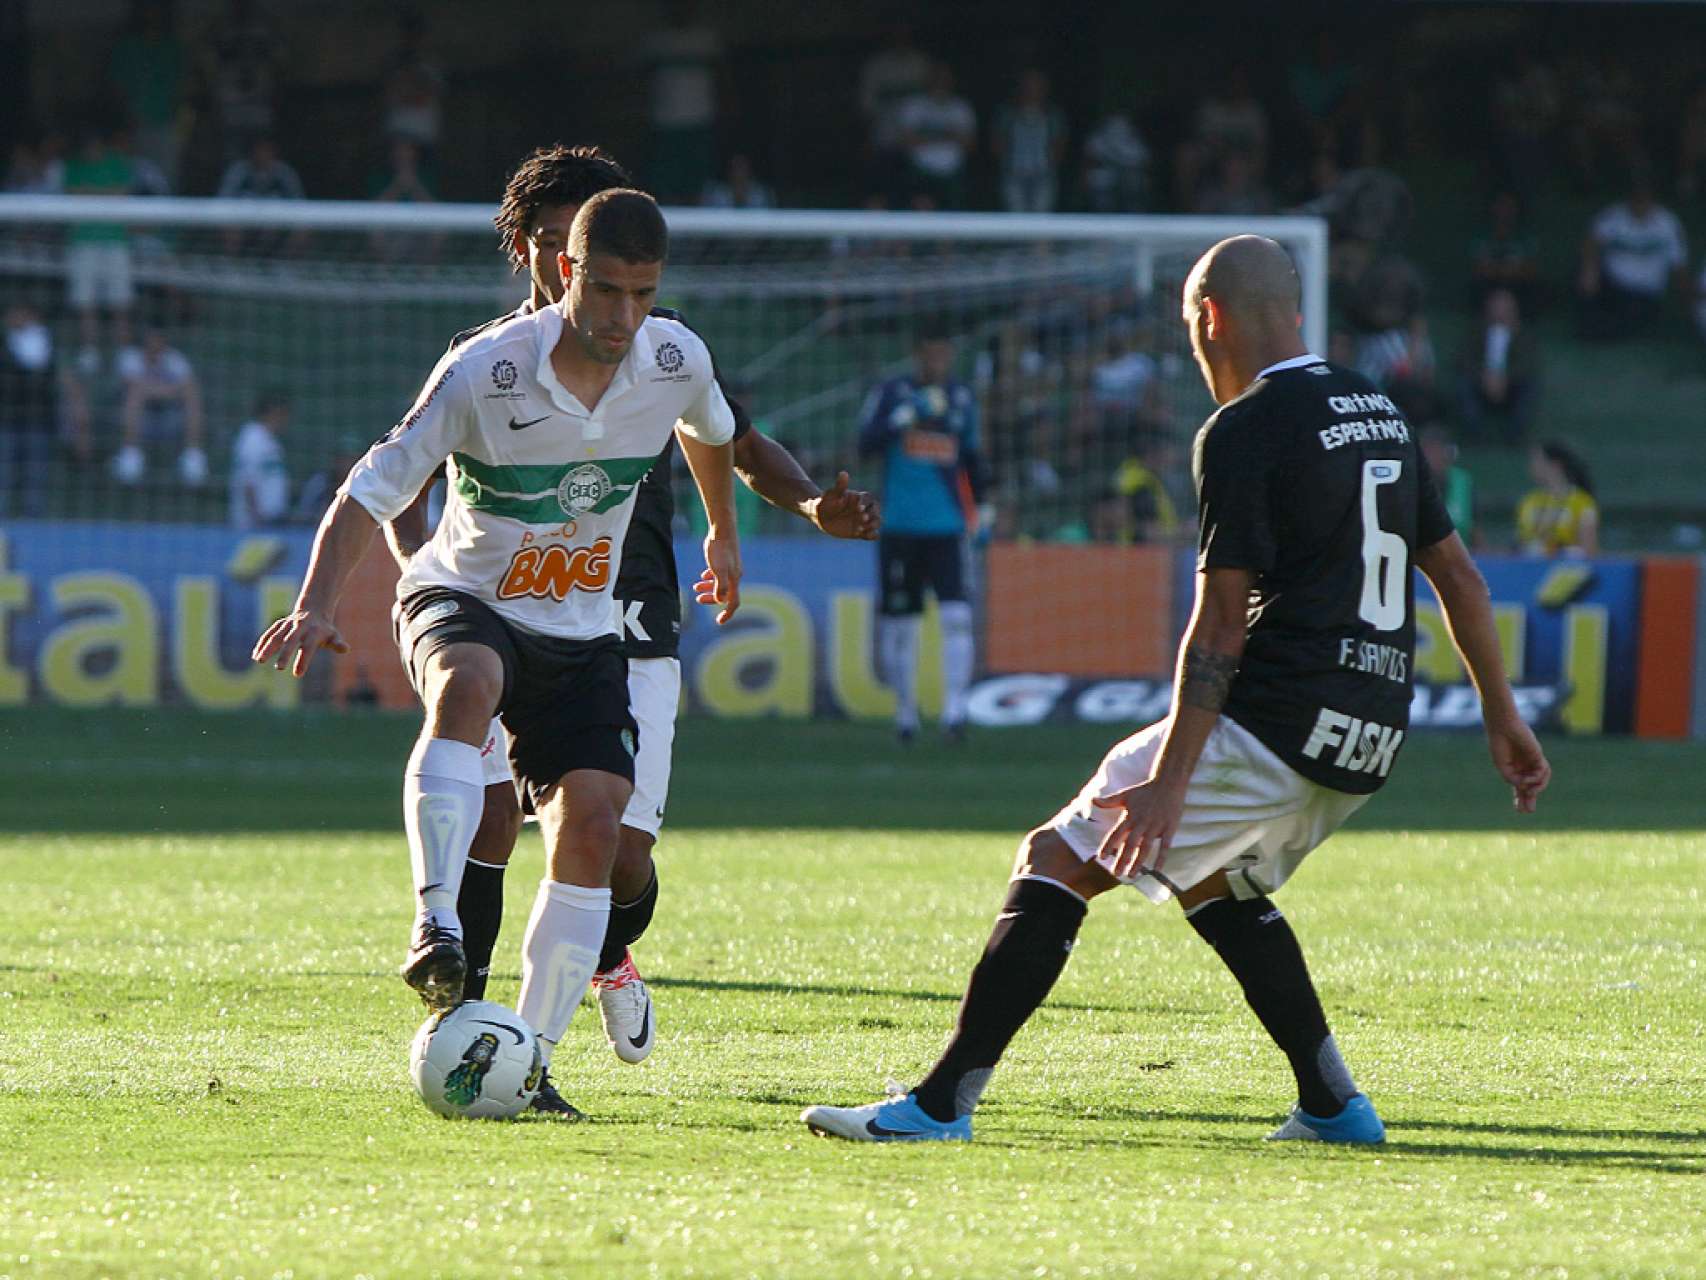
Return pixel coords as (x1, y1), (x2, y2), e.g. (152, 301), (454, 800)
(858, 320), (986, 742)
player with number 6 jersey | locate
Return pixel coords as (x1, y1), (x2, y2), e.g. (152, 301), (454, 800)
(1193, 357), (1445, 793)
(803, 235), (1550, 1148)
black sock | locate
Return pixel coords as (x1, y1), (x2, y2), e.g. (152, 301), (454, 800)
(912, 878), (1088, 1124)
(598, 866), (659, 974)
(1186, 894), (1355, 1118)
(457, 860), (507, 1003)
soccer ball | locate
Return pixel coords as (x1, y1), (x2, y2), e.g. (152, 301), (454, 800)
(409, 1001), (543, 1120)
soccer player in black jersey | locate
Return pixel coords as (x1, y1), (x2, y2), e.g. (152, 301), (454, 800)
(386, 146), (878, 1097)
(803, 235), (1550, 1145)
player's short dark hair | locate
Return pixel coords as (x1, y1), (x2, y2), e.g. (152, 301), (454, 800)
(568, 189), (669, 267)
(494, 144), (634, 273)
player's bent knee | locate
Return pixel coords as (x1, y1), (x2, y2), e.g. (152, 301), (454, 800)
(545, 811), (622, 885)
(539, 774), (629, 870)
(1012, 828), (1117, 899)
(569, 806), (621, 851)
(421, 646), (504, 737)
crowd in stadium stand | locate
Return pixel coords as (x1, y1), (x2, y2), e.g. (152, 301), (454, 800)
(3, 3), (1703, 551)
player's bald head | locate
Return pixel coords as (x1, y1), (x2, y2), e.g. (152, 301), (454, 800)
(1182, 235), (1309, 405)
(1184, 235), (1300, 324)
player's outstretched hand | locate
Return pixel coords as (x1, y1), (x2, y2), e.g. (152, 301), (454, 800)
(251, 608), (349, 678)
(694, 533), (742, 625)
(1486, 714), (1551, 814)
(1091, 778), (1186, 880)
(810, 471), (881, 541)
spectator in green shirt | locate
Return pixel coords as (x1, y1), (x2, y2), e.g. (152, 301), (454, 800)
(1422, 425), (1477, 548)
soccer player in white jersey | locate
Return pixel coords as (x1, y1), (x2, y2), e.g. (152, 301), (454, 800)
(253, 190), (740, 1118)
(386, 146), (879, 1068)
(803, 236), (1552, 1145)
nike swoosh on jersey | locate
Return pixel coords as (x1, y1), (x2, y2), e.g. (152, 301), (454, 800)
(507, 415), (552, 431)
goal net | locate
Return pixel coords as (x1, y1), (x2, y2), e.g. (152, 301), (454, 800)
(0, 195), (1326, 712)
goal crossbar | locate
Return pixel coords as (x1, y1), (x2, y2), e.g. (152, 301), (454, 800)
(0, 195), (1330, 352)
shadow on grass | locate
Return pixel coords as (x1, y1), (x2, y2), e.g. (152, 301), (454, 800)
(998, 1107), (1706, 1172)
(647, 973), (1137, 1016)
(1374, 1144), (1701, 1174)
(576, 1104), (1704, 1173)
(1393, 1116), (1706, 1146)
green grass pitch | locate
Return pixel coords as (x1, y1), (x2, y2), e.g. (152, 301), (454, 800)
(3, 711), (1703, 1278)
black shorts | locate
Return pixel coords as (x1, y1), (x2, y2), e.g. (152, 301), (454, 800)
(878, 534), (967, 616)
(394, 588), (638, 809)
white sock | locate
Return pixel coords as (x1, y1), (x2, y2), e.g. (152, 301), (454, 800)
(879, 615), (922, 730)
(939, 600), (975, 726)
(403, 737), (484, 938)
(516, 879), (612, 1063)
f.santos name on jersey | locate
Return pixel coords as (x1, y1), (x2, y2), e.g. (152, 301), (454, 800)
(1317, 390), (1410, 452)
(1338, 638), (1409, 683)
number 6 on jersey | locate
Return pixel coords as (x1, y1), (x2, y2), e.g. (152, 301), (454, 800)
(1358, 460), (1408, 631)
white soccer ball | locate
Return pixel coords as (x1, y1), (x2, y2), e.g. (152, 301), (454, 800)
(409, 1000), (542, 1120)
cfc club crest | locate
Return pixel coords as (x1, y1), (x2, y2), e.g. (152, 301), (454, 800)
(491, 359), (518, 391)
(557, 463), (613, 517)
(654, 342), (684, 374)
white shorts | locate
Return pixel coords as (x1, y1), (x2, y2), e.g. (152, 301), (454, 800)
(478, 718), (512, 788)
(474, 656), (681, 838)
(66, 242), (135, 309)
(620, 656), (682, 838)
(1049, 716), (1369, 905)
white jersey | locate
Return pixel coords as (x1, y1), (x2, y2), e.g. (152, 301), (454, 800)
(1592, 202), (1687, 295)
(342, 304), (735, 640)
(228, 419), (290, 528)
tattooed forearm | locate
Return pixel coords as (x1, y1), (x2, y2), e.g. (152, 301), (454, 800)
(1179, 645), (1239, 712)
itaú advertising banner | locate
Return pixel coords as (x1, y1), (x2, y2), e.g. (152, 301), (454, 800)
(0, 524), (963, 717)
(0, 525), (1668, 736)
(958, 553), (1650, 735)
(1413, 557), (1642, 735)
(0, 523), (308, 710)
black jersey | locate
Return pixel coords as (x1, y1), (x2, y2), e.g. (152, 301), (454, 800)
(1193, 357), (1455, 796)
(447, 302), (751, 660)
